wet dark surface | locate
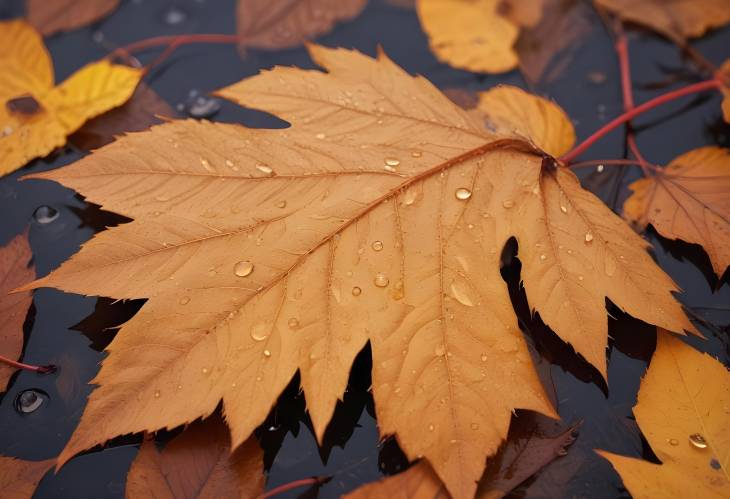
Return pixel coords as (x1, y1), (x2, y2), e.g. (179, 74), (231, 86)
(0, 0), (728, 497)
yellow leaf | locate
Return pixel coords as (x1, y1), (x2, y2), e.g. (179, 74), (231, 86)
(0, 20), (142, 176)
(344, 461), (448, 498)
(623, 147), (730, 277)
(597, 333), (730, 498)
(417, 0), (523, 73)
(0, 456), (54, 499)
(22, 46), (694, 499)
(474, 85), (575, 157)
(594, 0), (730, 41)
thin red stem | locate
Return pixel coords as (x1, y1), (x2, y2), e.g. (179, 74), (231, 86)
(0, 355), (55, 374)
(560, 79), (721, 163)
(108, 34), (239, 67)
(259, 477), (325, 499)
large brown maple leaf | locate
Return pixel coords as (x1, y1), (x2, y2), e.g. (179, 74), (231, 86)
(21, 46), (694, 499)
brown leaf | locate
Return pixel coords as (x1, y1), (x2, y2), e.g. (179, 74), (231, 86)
(70, 82), (175, 151)
(477, 416), (580, 498)
(594, 0), (730, 41)
(0, 232), (34, 392)
(236, 0), (367, 51)
(26, 0), (120, 37)
(0, 456), (54, 499)
(516, 0), (593, 85)
(22, 46), (694, 499)
(344, 461), (449, 498)
(125, 415), (264, 499)
(720, 59), (730, 123)
(623, 147), (730, 278)
(597, 333), (730, 498)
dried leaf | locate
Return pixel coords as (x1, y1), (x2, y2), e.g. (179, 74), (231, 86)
(70, 82), (175, 151)
(125, 416), (264, 499)
(516, 0), (593, 85)
(417, 0), (524, 73)
(22, 46), (694, 499)
(720, 59), (730, 123)
(477, 419), (580, 498)
(26, 0), (120, 36)
(236, 0), (367, 51)
(623, 147), (730, 277)
(0, 456), (54, 499)
(498, 0), (545, 28)
(594, 0), (730, 41)
(473, 85), (575, 157)
(0, 232), (34, 392)
(344, 461), (448, 498)
(0, 20), (141, 176)
(597, 333), (730, 498)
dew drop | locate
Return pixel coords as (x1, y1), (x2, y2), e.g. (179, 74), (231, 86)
(502, 199), (514, 209)
(402, 189), (418, 206)
(539, 254), (547, 261)
(374, 273), (389, 288)
(263, 349), (272, 358)
(596, 164), (604, 173)
(15, 389), (45, 413)
(256, 164), (274, 176)
(604, 254), (617, 277)
(578, 275), (584, 281)
(161, 5), (187, 25)
(33, 205), (59, 224)
(201, 367), (209, 374)
(251, 323), (269, 342)
(710, 458), (721, 470)
(668, 438), (679, 446)
(154, 390), (160, 398)
(234, 261), (254, 277)
(480, 353), (487, 362)
(352, 286), (362, 296)
(315, 132), (326, 139)
(470, 422), (479, 430)
(450, 281), (475, 307)
(435, 344), (446, 357)
(371, 240), (384, 251)
(585, 232), (594, 243)
(288, 317), (300, 329)
(384, 157), (400, 167)
(276, 200), (287, 209)
(455, 187), (472, 200)
(411, 151), (422, 158)
(560, 205), (568, 214)
(225, 159), (234, 168)
(689, 433), (708, 449)
(428, 424), (435, 431)
(179, 296), (190, 305)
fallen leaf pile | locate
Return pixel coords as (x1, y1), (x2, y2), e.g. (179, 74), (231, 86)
(598, 333), (730, 498)
(20, 45), (697, 498)
(0, 20), (141, 176)
(0, 1), (729, 498)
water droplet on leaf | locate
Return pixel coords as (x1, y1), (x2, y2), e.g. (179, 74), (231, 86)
(689, 433), (708, 449)
(502, 199), (514, 208)
(455, 187), (472, 200)
(352, 286), (362, 296)
(234, 261), (254, 277)
(371, 240), (384, 251)
(374, 273), (389, 287)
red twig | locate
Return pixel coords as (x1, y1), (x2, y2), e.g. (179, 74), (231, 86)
(560, 79), (721, 163)
(107, 34), (239, 68)
(0, 355), (55, 374)
(259, 477), (327, 499)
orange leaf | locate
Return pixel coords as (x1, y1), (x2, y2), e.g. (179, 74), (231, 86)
(21, 46), (694, 499)
(623, 147), (730, 277)
(0, 456), (54, 499)
(594, 0), (730, 41)
(597, 333), (730, 498)
(0, 232), (34, 392)
(0, 20), (142, 176)
(25, 0), (120, 37)
(236, 0), (366, 51)
(719, 59), (730, 123)
(125, 415), (264, 498)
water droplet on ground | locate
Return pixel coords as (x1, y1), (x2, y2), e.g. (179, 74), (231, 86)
(181, 90), (221, 119)
(33, 205), (59, 224)
(161, 5), (187, 25)
(15, 390), (45, 413)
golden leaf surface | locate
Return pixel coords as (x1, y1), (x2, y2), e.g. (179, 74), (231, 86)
(473, 85), (575, 157)
(623, 147), (730, 277)
(720, 59), (730, 123)
(0, 456), (54, 499)
(344, 461), (448, 498)
(0, 20), (141, 176)
(26, 0), (120, 36)
(125, 416), (263, 499)
(23, 46), (693, 499)
(0, 232), (34, 391)
(417, 0), (525, 73)
(236, 0), (366, 51)
(597, 333), (730, 498)
(594, 0), (730, 41)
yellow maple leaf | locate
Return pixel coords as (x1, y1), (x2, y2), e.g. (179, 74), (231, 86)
(623, 147), (730, 278)
(0, 20), (142, 176)
(20, 46), (695, 499)
(598, 333), (730, 498)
